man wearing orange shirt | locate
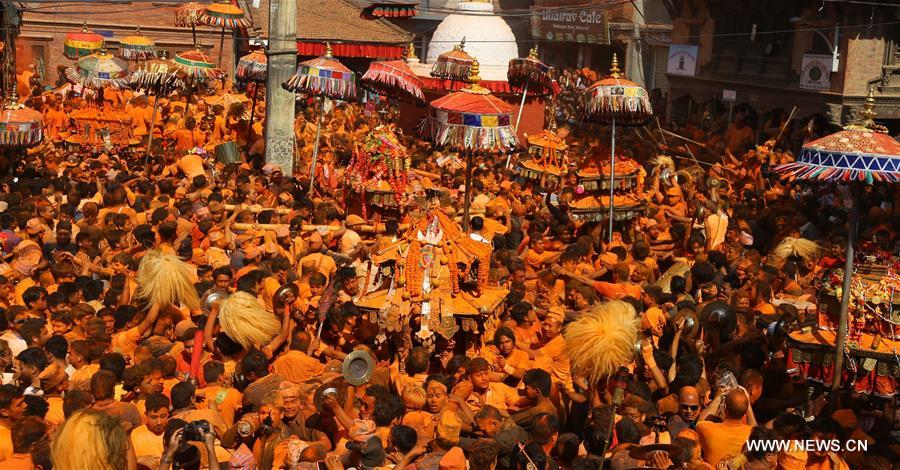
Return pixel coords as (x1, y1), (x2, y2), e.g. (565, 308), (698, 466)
(197, 361), (243, 427)
(130, 393), (170, 469)
(271, 330), (325, 386)
(696, 389), (755, 465)
(171, 116), (207, 151)
(43, 99), (68, 141)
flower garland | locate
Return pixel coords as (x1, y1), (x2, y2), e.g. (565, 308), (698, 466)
(404, 240), (423, 300)
(347, 126), (412, 206)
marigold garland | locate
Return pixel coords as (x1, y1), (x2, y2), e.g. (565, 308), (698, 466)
(405, 240), (423, 300)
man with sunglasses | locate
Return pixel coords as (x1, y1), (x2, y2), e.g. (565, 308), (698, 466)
(667, 386), (701, 438)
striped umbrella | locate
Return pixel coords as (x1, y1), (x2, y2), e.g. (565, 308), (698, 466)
(282, 43), (356, 101)
(63, 24), (104, 60)
(200, 1), (251, 29)
(236, 50), (267, 83)
(174, 49), (222, 81)
(431, 39), (474, 82)
(360, 60), (424, 105)
(201, 1), (251, 66)
(117, 28), (157, 61)
(507, 45), (552, 149)
(65, 50), (129, 90)
(282, 43), (357, 195)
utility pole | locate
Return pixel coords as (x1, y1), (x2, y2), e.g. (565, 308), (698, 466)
(264, 0), (297, 174)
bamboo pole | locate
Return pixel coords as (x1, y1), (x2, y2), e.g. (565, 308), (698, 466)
(232, 222), (409, 234)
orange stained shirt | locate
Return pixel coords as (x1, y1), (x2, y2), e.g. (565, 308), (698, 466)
(69, 363), (100, 392)
(524, 249), (561, 274)
(533, 335), (572, 390)
(197, 385), (243, 427)
(176, 153), (206, 179)
(44, 396), (65, 431)
(44, 108), (68, 139)
(0, 424), (11, 462)
(695, 420), (753, 465)
(129, 106), (152, 136)
(464, 382), (520, 415)
(479, 347), (533, 373)
(593, 280), (642, 301)
(130, 424), (165, 461)
(271, 350), (325, 386)
(172, 129), (207, 151)
(0, 453), (32, 469)
(111, 326), (143, 358)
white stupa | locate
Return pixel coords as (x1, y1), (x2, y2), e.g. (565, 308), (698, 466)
(410, 0), (518, 82)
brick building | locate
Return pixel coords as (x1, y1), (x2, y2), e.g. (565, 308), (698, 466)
(665, 0), (900, 126)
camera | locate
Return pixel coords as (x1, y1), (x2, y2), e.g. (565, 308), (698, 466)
(181, 420), (211, 442)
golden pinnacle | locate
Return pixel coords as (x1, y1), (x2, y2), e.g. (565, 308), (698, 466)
(406, 42), (417, 61)
(324, 42), (333, 58)
(610, 53), (622, 79)
(529, 45), (538, 58)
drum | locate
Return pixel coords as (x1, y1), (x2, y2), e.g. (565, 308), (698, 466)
(215, 141), (241, 164)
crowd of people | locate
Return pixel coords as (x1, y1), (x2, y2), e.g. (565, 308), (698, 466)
(0, 61), (897, 470)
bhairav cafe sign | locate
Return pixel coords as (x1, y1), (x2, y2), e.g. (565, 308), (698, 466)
(531, 7), (610, 45)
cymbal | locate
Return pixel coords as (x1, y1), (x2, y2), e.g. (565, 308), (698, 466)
(628, 444), (683, 460)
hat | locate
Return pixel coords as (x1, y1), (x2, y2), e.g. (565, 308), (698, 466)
(499, 181), (512, 191)
(642, 218), (658, 230)
(641, 307), (666, 330)
(142, 336), (175, 357)
(349, 419), (376, 443)
(665, 187), (682, 197)
(436, 410), (461, 444)
(438, 447), (467, 470)
(274, 226), (290, 238)
(740, 231), (754, 246)
(262, 163), (282, 175)
(358, 436), (386, 467)
(346, 214), (365, 227)
(234, 231), (260, 246)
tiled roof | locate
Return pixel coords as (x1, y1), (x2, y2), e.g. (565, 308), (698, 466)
(248, 0), (411, 45)
(295, 0), (412, 44)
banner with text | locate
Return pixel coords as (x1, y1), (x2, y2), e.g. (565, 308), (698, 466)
(667, 44), (698, 76)
(531, 7), (610, 45)
(800, 54), (832, 91)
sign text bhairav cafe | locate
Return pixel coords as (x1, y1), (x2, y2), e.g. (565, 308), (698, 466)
(531, 7), (610, 45)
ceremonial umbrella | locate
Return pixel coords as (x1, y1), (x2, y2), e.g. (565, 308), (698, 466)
(583, 54), (652, 242)
(360, 59), (425, 105)
(174, 48), (223, 115)
(506, 45), (552, 167)
(174, 2), (207, 45)
(283, 43), (357, 195)
(775, 91), (900, 402)
(420, 59), (519, 229)
(65, 50), (129, 91)
(199, 1), (252, 67)
(63, 24), (104, 60)
(236, 49), (267, 149)
(0, 97), (42, 148)
(129, 57), (182, 167)
(236, 50), (267, 83)
(117, 27), (157, 61)
(431, 38), (474, 82)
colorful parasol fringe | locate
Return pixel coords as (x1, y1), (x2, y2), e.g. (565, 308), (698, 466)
(360, 60), (425, 104)
(431, 41), (474, 81)
(174, 49), (223, 80)
(63, 26), (104, 60)
(361, 2), (418, 19)
(174, 2), (207, 27)
(118, 30), (157, 61)
(0, 101), (42, 148)
(236, 50), (267, 83)
(129, 58), (183, 93)
(775, 98), (900, 184)
(66, 51), (129, 90)
(282, 45), (356, 101)
(507, 46), (552, 95)
(420, 61), (519, 154)
(583, 55), (652, 126)
(200, 2), (251, 29)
